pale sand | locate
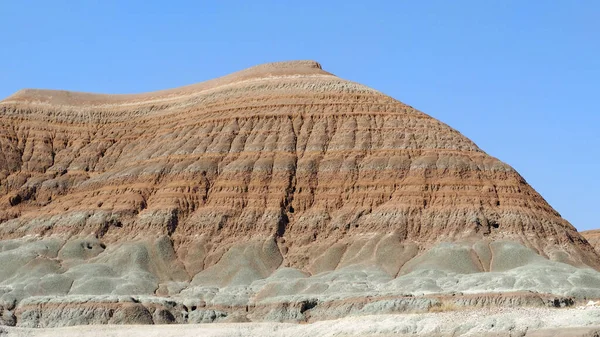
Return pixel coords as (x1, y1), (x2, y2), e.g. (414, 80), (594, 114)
(3, 306), (600, 337)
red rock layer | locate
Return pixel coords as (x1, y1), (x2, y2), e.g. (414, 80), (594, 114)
(0, 60), (597, 270)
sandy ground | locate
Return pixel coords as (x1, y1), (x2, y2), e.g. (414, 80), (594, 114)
(3, 306), (600, 337)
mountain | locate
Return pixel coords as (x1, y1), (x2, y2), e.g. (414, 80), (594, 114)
(582, 230), (600, 253)
(1, 61), (599, 327)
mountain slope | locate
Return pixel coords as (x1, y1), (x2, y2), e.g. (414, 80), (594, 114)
(0, 61), (599, 327)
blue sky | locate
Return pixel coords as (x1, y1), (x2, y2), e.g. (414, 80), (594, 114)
(1, 1), (598, 231)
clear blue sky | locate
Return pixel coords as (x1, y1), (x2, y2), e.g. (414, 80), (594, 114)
(1, 1), (598, 231)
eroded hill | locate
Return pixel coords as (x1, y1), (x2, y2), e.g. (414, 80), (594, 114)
(0, 61), (599, 327)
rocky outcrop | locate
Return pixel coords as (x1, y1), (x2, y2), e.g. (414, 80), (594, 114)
(5, 292), (578, 328)
(1, 60), (596, 268)
(1, 60), (599, 327)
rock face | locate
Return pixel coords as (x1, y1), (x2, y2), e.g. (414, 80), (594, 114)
(582, 230), (600, 253)
(1, 60), (599, 327)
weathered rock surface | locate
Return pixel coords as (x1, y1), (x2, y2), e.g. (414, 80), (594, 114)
(582, 230), (600, 253)
(4, 307), (600, 337)
(1, 60), (599, 327)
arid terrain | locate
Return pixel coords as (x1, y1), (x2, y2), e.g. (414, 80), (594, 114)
(1, 60), (599, 335)
(3, 306), (600, 336)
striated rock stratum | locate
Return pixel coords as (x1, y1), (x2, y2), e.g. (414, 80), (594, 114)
(1, 60), (599, 327)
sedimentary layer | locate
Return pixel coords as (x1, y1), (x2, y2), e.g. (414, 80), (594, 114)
(1, 60), (599, 327)
(4, 306), (600, 337)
